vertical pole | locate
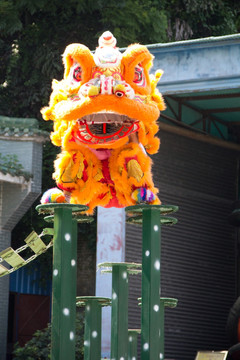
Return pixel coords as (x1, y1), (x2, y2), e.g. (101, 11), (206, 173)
(159, 297), (178, 360)
(111, 264), (129, 360)
(84, 299), (102, 360)
(128, 329), (140, 360)
(51, 207), (77, 360)
(71, 218), (77, 343)
(159, 299), (165, 360)
(141, 208), (161, 360)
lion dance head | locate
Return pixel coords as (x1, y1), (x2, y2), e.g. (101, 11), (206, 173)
(41, 31), (165, 213)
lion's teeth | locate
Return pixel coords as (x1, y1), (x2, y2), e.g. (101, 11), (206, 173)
(79, 112), (138, 125)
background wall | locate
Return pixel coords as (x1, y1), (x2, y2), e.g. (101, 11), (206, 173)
(126, 127), (239, 360)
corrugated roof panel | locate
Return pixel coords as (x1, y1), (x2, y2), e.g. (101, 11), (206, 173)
(9, 261), (51, 296)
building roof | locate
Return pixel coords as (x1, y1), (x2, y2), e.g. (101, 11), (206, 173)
(0, 116), (49, 182)
(148, 34), (240, 144)
(0, 115), (49, 142)
(147, 33), (240, 50)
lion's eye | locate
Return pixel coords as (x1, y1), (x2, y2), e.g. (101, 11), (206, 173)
(133, 65), (145, 86)
(134, 68), (142, 82)
(73, 66), (82, 82)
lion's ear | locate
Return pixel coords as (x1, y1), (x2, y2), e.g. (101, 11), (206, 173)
(63, 44), (95, 88)
(121, 44), (153, 95)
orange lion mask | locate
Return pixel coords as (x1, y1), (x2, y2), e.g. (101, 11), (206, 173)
(41, 31), (165, 213)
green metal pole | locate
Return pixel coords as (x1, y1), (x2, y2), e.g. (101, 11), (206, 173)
(36, 203), (91, 360)
(159, 298), (178, 360)
(159, 299), (165, 360)
(51, 207), (77, 360)
(128, 329), (141, 360)
(126, 204), (178, 360)
(141, 207), (161, 360)
(84, 299), (102, 360)
(71, 218), (77, 343)
(98, 262), (141, 360)
(111, 264), (129, 360)
(76, 297), (111, 360)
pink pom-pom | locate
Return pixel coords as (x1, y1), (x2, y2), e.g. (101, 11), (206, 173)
(131, 188), (155, 203)
(40, 188), (66, 204)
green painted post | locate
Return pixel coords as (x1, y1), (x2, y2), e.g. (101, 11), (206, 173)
(111, 263), (129, 360)
(126, 204), (178, 360)
(159, 298), (178, 360)
(98, 262), (141, 360)
(128, 329), (141, 360)
(51, 206), (77, 360)
(138, 296), (178, 360)
(36, 203), (90, 360)
(76, 297), (111, 360)
(141, 207), (162, 360)
(71, 218), (78, 345)
(159, 299), (165, 360)
(84, 300), (101, 360)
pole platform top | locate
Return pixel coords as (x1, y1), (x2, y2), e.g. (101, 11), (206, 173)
(138, 297), (178, 308)
(125, 204), (178, 226)
(125, 204), (179, 215)
(160, 297), (178, 308)
(42, 214), (94, 223)
(126, 215), (178, 226)
(76, 296), (111, 307)
(128, 329), (141, 334)
(36, 203), (94, 223)
(36, 203), (88, 214)
(98, 262), (142, 275)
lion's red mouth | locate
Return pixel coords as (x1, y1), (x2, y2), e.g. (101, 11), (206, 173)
(73, 112), (139, 145)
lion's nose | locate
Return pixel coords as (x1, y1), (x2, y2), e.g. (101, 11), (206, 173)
(79, 75), (135, 99)
(100, 75), (115, 95)
(100, 76), (128, 98)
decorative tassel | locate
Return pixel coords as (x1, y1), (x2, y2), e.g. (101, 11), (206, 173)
(131, 188), (155, 203)
(40, 188), (66, 204)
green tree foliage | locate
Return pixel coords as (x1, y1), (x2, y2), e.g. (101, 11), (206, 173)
(166, 0), (240, 41)
(12, 311), (84, 360)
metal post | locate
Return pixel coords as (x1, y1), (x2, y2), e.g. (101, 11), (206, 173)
(126, 204), (178, 360)
(85, 299), (101, 360)
(83, 299), (102, 360)
(51, 206), (77, 360)
(36, 203), (90, 360)
(98, 262), (141, 360)
(111, 263), (129, 360)
(159, 298), (178, 360)
(159, 299), (165, 360)
(76, 297), (111, 360)
(128, 329), (141, 360)
(141, 207), (161, 360)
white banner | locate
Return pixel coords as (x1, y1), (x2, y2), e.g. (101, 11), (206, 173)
(96, 207), (126, 358)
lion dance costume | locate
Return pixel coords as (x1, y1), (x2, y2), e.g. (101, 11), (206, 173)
(41, 31), (165, 213)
